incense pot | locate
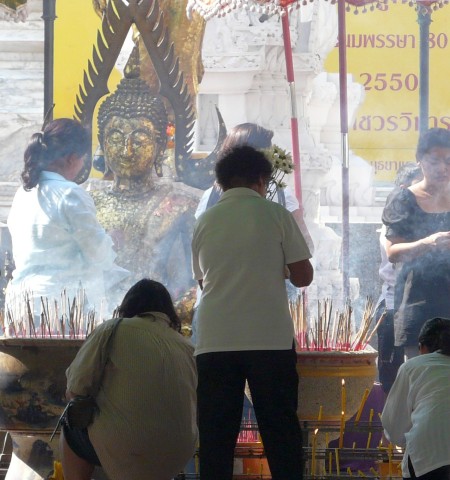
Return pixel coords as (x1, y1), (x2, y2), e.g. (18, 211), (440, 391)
(296, 346), (378, 422)
(0, 339), (108, 480)
(0, 338), (83, 430)
(296, 347), (378, 476)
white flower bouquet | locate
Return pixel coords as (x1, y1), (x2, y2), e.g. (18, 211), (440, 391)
(264, 145), (294, 200)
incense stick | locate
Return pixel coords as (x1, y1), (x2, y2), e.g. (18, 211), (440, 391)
(291, 295), (381, 352)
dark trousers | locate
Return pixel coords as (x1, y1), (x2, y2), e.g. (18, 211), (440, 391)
(375, 301), (404, 394)
(407, 456), (450, 480)
(196, 347), (303, 480)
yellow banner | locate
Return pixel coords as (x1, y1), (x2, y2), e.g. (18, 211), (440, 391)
(325, 2), (450, 182)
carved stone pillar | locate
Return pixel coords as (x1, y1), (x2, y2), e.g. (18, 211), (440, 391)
(0, 0), (44, 189)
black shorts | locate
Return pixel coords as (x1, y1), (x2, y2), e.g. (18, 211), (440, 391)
(63, 422), (101, 466)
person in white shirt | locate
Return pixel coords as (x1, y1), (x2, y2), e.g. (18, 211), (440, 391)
(382, 317), (450, 479)
(192, 145), (313, 479)
(6, 118), (127, 326)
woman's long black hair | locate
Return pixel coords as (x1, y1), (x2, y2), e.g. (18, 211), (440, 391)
(418, 317), (450, 355)
(21, 118), (90, 190)
(117, 279), (181, 332)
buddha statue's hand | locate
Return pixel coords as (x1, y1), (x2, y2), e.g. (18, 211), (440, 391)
(174, 286), (197, 331)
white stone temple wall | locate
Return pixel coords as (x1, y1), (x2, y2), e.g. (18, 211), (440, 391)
(0, 0), (43, 222)
(196, 1), (372, 304)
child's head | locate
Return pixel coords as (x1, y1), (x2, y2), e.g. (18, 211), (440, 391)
(395, 162), (422, 188)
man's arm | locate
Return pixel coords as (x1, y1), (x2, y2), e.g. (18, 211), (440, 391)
(287, 259), (313, 288)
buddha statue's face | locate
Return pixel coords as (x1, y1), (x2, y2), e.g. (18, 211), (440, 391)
(103, 116), (161, 180)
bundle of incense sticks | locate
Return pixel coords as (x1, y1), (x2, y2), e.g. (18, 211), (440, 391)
(289, 291), (308, 348)
(237, 415), (259, 443)
(290, 295), (382, 351)
(351, 297), (386, 351)
(3, 287), (103, 338)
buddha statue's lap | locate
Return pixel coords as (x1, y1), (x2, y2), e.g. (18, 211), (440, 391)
(92, 181), (199, 298)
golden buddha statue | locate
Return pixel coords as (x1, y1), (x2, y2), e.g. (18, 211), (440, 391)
(91, 56), (200, 300)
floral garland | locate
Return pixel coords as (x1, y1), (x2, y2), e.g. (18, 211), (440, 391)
(264, 145), (294, 200)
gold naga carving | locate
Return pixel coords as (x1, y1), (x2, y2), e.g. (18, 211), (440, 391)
(74, 0), (226, 189)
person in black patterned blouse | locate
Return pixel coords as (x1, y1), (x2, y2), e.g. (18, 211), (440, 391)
(382, 128), (450, 359)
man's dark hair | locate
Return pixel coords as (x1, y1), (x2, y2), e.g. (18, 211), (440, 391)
(416, 128), (450, 160)
(215, 145), (273, 190)
(118, 278), (180, 332)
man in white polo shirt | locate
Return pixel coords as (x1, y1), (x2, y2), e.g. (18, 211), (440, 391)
(191, 145), (313, 480)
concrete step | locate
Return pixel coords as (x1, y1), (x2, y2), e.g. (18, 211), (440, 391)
(0, 66), (43, 77)
(374, 186), (393, 206)
(0, 78), (43, 93)
(0, 57), (44, 72)
(0, 51), (43, 62)
(0, 27), (43, 42)
(0, 96), (44, 114)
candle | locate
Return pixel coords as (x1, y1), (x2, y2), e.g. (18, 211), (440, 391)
(328, 451), (332, 475)
(325, 432), (329, 448)
(354, 388), (370, 424)
(352, 441), (356, 450)
(365, 408), (374, 449)
(317, 405), (323, 422)
(388, 442), (393, 478)
(366, 432), (372, 449)
(347, 467), (353, 476)
(335, 448), (340, 476)
(339, 410), (345, 449)
(341, 379), (346, 415)
(311, 428), (318, 477)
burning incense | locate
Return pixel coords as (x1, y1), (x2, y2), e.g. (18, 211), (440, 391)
(292, 295), (381, 352)
(4, 287), (101, 339)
